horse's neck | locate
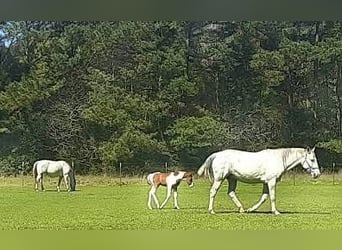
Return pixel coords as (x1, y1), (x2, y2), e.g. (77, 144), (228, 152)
(283, 149), (305, 171)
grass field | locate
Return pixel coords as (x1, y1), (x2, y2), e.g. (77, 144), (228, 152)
(0, 174), (342, 230)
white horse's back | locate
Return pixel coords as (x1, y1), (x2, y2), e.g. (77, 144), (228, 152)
(34, 160), (70, 176)
(210, 149), (286, 183)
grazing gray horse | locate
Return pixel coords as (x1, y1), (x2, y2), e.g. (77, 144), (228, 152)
(197, 147), (320, 215)
(33, 160), (76, 192)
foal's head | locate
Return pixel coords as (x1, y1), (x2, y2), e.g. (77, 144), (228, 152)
(183, 172), (194, 187)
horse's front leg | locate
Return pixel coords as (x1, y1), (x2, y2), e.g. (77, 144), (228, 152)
(173, 187), (180, 209)
(227, 177), (244, 213)
(247, 183), (269, 213)
(160, 185), (172, 209)
(208, 180), (223, 214)
(267, 178), (280, 215)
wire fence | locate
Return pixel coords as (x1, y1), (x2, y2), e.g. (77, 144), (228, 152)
(1, 161), (341, 187)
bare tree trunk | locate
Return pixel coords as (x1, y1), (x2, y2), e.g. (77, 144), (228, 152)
(312, 21), (321, 119)
(185, 21), (194, 81)
(336, 62), (342, 136)
(215, 72), (219, 110)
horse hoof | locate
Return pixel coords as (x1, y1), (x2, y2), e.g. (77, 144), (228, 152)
(209, 210), (215, 215)
(174, 207), (180, 210)
(239, 208), (245, 213)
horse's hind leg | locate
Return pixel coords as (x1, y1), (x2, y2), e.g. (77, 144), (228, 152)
(34, 177), (39, 192)
(147, 187), (153, 209)
(160, 185), (172, 209)
(208, 180), (223, 214)
(35, 174), (45, 191)
(148, 185), (159, 209)
(151, 188), (160, 209)
(227, 177), (244, 213)
(39, 175), (45, 191)
(63, 175), (70, 192)
(247, 183), (269, 213)
(57, 176), (63, 192)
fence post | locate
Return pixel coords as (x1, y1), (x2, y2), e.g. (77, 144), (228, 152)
(21, 161), (25, 188)
(119, 162), (122, 185)
(333, 162), (335, 185)
(293, 168), (296, 186)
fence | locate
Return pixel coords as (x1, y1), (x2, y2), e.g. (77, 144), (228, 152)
(114, 161), (342, 186)
(1, 161), (341, 186)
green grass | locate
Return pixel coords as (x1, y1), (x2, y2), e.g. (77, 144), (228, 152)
(0, 175), (342, 230)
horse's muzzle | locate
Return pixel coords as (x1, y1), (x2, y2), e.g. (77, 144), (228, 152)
(311, 170), (320, 179)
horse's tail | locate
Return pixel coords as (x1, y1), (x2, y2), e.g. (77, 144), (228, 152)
(32, 161), (38, 179)
(197, 154), (215, 182)
(146, 174), (152, 185)
(146, 172), (159, 186)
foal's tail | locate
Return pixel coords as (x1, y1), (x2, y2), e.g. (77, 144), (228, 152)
(146, 172), (157, 186)
(197, 154), (215, 182)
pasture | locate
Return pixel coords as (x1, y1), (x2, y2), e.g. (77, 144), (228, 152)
(0, 174), (342, 230)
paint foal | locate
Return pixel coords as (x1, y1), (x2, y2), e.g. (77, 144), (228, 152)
(146, 171), (194, 210)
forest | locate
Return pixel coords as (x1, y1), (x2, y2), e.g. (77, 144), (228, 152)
(0, 21), (341, 175)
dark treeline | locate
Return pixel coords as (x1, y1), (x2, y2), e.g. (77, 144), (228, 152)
(0, 21), (341, 175)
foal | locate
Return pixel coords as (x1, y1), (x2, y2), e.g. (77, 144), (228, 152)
(146, 171), (194, 210)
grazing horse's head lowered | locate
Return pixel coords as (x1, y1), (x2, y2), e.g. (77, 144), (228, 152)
(146, 171), (194, 210)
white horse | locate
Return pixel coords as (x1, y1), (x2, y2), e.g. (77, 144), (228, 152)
(197, 147), (320, 215)
(33, 160), (76, 192)
(146, 171), (194, 210)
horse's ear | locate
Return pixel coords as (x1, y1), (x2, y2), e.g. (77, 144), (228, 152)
(306, 146), (311, 152)
(312, 146), (316, 152)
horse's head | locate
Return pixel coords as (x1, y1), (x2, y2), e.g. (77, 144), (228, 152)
(183, 172), (194, 187)
(302, 147), (320, 179)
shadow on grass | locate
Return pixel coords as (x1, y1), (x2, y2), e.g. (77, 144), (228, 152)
(35, 189), (78, 193)
(213, 210), (331, 215)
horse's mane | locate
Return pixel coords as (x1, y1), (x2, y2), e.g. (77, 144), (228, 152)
(280, 148), (305, 166)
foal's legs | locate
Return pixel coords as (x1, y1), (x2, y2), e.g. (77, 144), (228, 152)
(208, 180), (223, 214)
(160, 185), (173, 209)
(147, 185), (160, 209)
(247, 183), (269, 213)
(173, 187), (180, 209)
(267, 178), (280, 215)
(227, 177), (245, 213)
